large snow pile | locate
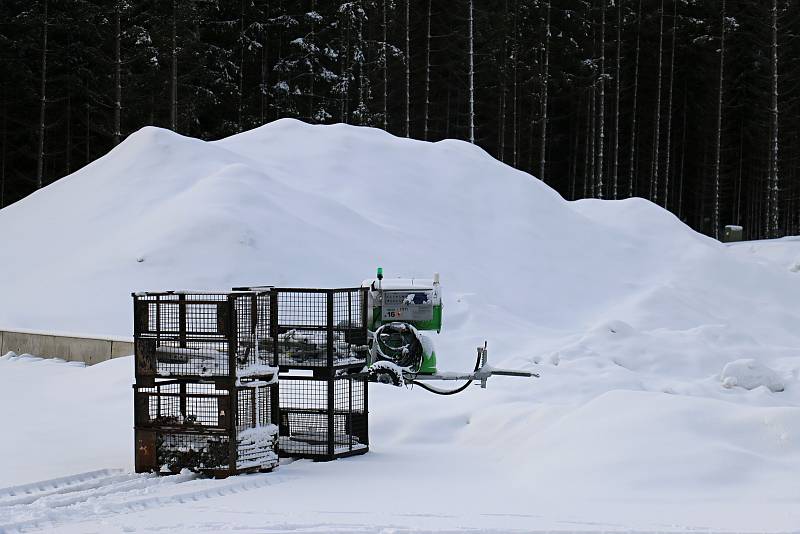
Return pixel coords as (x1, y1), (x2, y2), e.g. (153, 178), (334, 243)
(1, 119), (799, 531)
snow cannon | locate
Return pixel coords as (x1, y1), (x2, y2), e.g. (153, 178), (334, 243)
(363, 268), (537, 393)
(363, 269), (441, 376)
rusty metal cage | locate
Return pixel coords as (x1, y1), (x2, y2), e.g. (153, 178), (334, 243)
(133, 291), (277, 380)
(277, 373), (368, 461)
(134, 378), (279, 477)
(133, 287), (371, 472)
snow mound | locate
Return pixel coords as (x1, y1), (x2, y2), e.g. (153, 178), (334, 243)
(3, 118), (800, 347)
(721, 358), (785, 393)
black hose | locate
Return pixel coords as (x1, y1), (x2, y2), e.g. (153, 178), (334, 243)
(407, 378), (474, 395)
(407, 349), (483, 396)
(374, 322), (424, 370)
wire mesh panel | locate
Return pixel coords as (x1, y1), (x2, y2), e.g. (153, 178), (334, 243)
(134, 381), (231, 429)
(269, 288), (369, 372)
(134, 379), (279, 476)
(133, 291), (276, 380)
(277, 374), (368, 460)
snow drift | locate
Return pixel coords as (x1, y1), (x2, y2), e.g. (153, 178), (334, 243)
(5, 118), (800, 344)
(1, 119), (799, 531)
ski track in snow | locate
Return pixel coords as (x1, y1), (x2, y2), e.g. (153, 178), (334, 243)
(0, 469), (281, 533)
(4, 468), (783, 534)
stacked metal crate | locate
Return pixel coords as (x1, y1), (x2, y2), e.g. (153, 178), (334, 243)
(133, 291), (280, 477)
(249, 287), (371, 461)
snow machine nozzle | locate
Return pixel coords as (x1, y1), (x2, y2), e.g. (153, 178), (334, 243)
(362, 270), (537, 394)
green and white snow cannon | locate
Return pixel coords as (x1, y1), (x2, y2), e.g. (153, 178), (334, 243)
(363, 268), (441, 377)
(363, 268), (537, 393)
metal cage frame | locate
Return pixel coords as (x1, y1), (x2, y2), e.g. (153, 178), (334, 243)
(133, 288), (368, 380)
(277, 373), (369, 461)
(267, 287), (369, 374)
(134, 378), (279, 477)
(133, 287), (371, 472)
(133, 291), (278, 381)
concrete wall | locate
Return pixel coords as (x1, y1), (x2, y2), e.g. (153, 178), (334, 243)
(0, 330), (133, 365)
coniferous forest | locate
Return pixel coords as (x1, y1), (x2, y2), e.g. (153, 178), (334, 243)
(1, 1), (798, 240)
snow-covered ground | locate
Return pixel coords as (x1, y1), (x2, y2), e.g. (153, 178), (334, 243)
(1, 119), (799, 532)
(728, 235), (800, 274)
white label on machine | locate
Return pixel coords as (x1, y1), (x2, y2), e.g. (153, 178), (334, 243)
(382, 291), (434, 321)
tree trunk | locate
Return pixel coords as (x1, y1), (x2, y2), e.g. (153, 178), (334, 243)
(512, 7), (519, 167)
(238, 0), (246, 131)
(1, 91), (6, 208)
(498, 94), (506, 162)
(570, 105), (580, 199)
(589, 82), (596, 198)
(528, 95), (535, 171)
(539, 0), (551, 182)
(85, 80), (91, 164)
(260, 1), (270, 123)
(583, 89), (591, 198)
(768, 0), (779, 237)
(36, 0), (49, 189)
(628, 0), (642, 198)
(405, 0), (411, 137)
(663, 0), (677, 209)
(356, 0), (366, 123)
(596, 0), (605, 198)
(468, 0), (475, 144)
(445, 82), (451, 138)
(114, 0), (122, 144)
(651, 0), (665, 202)
(589, 18), (597, 198)
(309, 0), (317, 121)
(383, 0), (389, 130)
(171, 0), (178, 132)
(612, 0), (621, 199)
(678, 87), (687, 219)
(340, 13), (348, 123)
(423, 0), (432, 139)
(712, 0), (726, 240)
(735, 122), (743, 225)
(66, 82), (72, 174)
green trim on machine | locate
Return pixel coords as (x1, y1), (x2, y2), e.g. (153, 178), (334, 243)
(418, 349), (437, 374)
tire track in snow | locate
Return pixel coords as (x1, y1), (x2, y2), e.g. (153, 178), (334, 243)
(0, 470), (159, 508)
(0, 471), (195, 514)
(0, 470), (281, 533)
(0, 469), (124, 501)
